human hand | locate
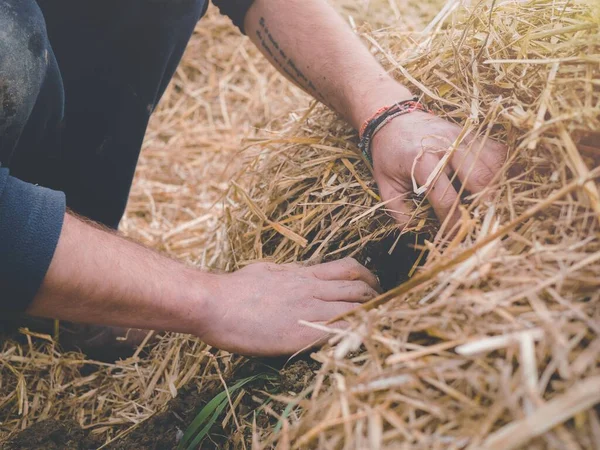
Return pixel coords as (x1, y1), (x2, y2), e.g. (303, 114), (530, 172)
(370, 109), (507, 228)
(198, 258), (380, 356)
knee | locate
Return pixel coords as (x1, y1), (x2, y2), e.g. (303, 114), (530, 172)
(0, 1), (51, 129)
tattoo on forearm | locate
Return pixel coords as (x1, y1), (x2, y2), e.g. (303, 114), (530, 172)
(256, 17), (326, 102)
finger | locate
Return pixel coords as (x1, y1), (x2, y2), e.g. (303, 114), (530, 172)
(298, 320), (350, 348)
(292, 320), (350, 355)
(479, 137), (509, 175)
(455, 130), (508, 173)
(451, 143), (495, 194)
(307, 257), (381, 292)
(378, 182), (414, 228)
(306, 300), (361, 322)
(314, 280), (379, 303)
(414, 153), (461, 226)
(451, 137), (505, 194)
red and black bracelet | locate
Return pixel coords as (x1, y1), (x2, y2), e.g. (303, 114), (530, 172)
(358, 97), (428, 165)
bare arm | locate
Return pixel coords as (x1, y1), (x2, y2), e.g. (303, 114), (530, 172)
(244, 0), (507, 227)
(28, 213), (380, 356)
(26, 3), (393, 356)
(28, 213), (213, 334)
(244, 0), (410, 130)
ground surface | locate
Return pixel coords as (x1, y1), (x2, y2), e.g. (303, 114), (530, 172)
(5, 358), (319, 449)
(0, 2), (439, 448)
(6, 0), (599, 447)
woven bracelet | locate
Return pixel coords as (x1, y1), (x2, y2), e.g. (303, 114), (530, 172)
(358, 97), (428, 165)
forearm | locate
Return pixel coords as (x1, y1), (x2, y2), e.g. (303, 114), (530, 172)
(24, 213), (382, 357)
(27, 213), (216, 335)
(244, 0), (412, 129)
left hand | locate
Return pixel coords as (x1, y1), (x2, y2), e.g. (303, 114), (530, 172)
(369, 109), (508, 228)
(197, 258), (380, 356)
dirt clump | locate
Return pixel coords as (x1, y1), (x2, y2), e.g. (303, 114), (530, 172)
(4, 420), (102, 450)
(278, 359), (317, 394)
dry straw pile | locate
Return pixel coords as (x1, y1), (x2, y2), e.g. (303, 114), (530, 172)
(1, 0), (599, 448)
(0, 7), (271, 444)
(0, 2), (395, 446)
(226, 0), (600, 448)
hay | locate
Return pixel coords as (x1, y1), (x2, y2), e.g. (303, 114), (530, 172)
(1, 0), (598, 448)
(225, 3), (447, 270)
(224, 0), (600, 448)
(0, 6), (285, 444)
(0, 2), (411, 446)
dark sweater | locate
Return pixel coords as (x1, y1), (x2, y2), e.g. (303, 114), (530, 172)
(0, 0), (254, 312)
(213, 0), (256, 33)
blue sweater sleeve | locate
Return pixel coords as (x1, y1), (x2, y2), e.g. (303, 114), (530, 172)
(0, 168), (66, 312)
(212, 0), (255, 34)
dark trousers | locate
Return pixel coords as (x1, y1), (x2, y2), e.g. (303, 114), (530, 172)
(0, 0), (208, 229)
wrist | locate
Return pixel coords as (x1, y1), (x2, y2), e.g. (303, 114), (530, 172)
(173, 269), (222, 337)
(181, 271), (243, 350)
(349, 76), (413, 130)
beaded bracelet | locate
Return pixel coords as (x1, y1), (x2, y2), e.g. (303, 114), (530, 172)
(358, 97), (428, 165)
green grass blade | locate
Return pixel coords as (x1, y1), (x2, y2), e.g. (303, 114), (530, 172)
(185, 396), (230, 450)
(178, 391), (227, 449)
(273, 386), (313, 435)
(178, 374), (268, 450)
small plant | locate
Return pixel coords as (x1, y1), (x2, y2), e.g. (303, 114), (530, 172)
(177, 374), (273, 450)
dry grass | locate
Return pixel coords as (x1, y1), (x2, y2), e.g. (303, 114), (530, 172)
(0, 6), (285, 444)
(0, 1), (416, 447)
(1, 0), (599, 448)
(225, 0), (600, 448)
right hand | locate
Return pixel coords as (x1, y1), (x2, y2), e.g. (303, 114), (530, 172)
(370, 109), (507, 228)
(199, 258), (380, 356)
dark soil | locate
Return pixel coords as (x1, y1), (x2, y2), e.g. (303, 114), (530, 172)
(360, 232), (425, 291)
(4, 420), (102, 450)
(108, 384), (221, 450)
(111, 356), (318, 449)
(278, 359), (317, 394)
(3, 357), (319, 450)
